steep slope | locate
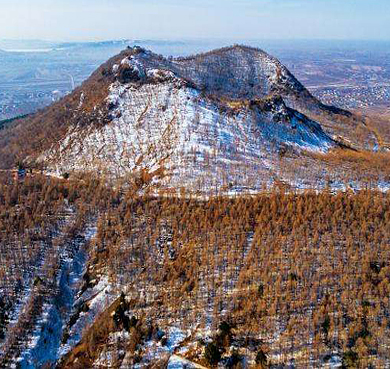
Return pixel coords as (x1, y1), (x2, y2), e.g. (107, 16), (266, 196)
(171, 46), (367, 151)
(30, 46), (341, 191)
(174, 45), (349, 115)
(0, 45), (375, 191)
(0, 48), (136, 169)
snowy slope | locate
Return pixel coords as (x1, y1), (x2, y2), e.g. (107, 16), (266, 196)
(40, 46), (337, 192)
(173, 45), (306, 100)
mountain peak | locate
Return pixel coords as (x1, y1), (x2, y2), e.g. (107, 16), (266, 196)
(174, 44), (269, 60)
(0, 45), (361, 193)
(101, 45), (307, 105)
(28, 46), (343, 192)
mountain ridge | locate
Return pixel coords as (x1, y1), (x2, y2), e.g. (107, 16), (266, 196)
(0, 44), (378, 192)
(38, 46), (344, 190)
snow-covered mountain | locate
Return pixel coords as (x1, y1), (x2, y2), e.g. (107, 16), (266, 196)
(31, 45), (354, 192)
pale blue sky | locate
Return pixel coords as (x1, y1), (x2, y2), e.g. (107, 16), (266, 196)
(0, 0), (389, 41)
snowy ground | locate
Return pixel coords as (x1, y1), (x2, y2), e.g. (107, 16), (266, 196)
(41, 48), (354, 195)
(13, 224), (98, 368)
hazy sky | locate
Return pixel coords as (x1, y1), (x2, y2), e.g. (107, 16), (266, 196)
(0, 0), (389, 41)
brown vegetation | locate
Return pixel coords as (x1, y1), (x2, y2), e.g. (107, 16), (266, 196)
(62, 189), (390, 367)
(1, 169), (390, 366)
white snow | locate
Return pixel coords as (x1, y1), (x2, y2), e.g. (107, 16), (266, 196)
(40, 47), (389, 194)
(3, 221), (97, 368)
(44, 75), (336, 195)
(59, 274), (117, 358)
(168, 355), (207, 369)
(121, 56), (146, 79)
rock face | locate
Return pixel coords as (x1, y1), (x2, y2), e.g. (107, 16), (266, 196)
(37, 45), (344, 191)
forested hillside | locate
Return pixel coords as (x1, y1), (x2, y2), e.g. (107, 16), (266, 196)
(1, 171), (389, 367)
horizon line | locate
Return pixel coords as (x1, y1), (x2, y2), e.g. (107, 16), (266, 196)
(1, 37), (390, 43)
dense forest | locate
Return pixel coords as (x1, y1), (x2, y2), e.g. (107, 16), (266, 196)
(0, 171), (389, 367)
